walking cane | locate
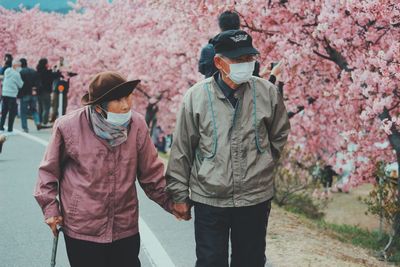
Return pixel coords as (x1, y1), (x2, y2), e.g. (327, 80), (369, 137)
(50, 227), (63, 267)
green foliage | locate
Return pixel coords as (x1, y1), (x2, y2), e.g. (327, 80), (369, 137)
(273, 148), (315, 206)
(273, 148), (325, 220)
(364, 161), (399, 227)
(282, 193), (325, 220)
(316, 221), (400, 264)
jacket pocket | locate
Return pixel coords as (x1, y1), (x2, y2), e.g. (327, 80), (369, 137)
(67, 193), (108, 236)
(197, 121), (217, 160)
(255, 118), (272, 156)
(195, 157), (231, 198)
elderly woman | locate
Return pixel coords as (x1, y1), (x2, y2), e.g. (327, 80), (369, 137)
(34, 71), (178, 267)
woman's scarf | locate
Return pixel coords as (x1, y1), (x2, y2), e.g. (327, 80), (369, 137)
(89, 106), (130, 147)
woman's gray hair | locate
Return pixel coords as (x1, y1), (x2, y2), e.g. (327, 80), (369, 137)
(11, 60), (21, 66)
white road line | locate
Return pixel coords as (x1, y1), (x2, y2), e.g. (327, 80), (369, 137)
(139, 217), (175, 267)
(14, 129), (50, 147)
(15, 128), (175, 267)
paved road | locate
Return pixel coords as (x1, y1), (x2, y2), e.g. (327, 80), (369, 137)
(0, 119), (195, 267)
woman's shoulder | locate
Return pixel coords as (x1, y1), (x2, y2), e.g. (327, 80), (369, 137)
(131, 110), (147, 128)
(131, 111), (150, 148)
(55, 107), (87, 130)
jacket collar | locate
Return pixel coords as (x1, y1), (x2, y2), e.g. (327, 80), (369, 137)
(210, 73), (250, 100)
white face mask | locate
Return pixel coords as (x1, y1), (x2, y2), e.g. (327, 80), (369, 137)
(227, 61), (255, 84)
(106, 110), (132, 126)
(15, 67), (22, 72)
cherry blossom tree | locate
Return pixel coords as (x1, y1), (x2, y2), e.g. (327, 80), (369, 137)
(1, 0), (399, 251)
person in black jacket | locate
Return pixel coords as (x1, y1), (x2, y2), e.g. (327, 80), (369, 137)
(0, 54), (13, 76)
(36, 58), (60, 126)
(198, 11), (286, 98)
(19, 58), (42, 132)
(199, 11), (241, 78)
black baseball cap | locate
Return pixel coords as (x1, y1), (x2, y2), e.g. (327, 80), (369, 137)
(211, 30), (259, 59)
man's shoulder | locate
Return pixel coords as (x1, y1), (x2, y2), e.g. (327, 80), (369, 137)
(202, 42), (214, 50)
(200, 43), (215, 55)
(250, 77), (281, 103)
(4, 68), (12, 75)
(185, 78), (213, 98)
(251, 76), (277, 92)
(26, 67), (37, 74)
(20, 68), (35, 76)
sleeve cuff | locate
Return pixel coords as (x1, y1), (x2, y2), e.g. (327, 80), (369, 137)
(44, 205), (61, 220)
(172, 191), (190, 204)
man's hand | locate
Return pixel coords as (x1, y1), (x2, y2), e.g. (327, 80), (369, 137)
(45, 216), (63, 236)
(172, 203), (192, 221)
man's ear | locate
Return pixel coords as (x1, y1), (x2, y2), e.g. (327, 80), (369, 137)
(214, 55), (224, 71)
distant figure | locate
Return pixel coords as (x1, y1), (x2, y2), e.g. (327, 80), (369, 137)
(18, 58), (42, 132)
(36, 58), (60, 126)
(199, 10), (283, 85)
(198, 11), (262, 78)
(0, 60), (23, 134)
(0, 53), (13, 77)
(50, 56), (77, 122)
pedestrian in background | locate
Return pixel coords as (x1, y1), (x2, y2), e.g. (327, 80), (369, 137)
(50, 56), (77, 122)
(0, 53), (13, 77)
(0, 60), (23, 135)
(18, 58), (42, 132)
(198, 11), (245, 78)
(199, 10), (284, 93)
(36, 58), (61, 126)
(0, 54), (14, 113)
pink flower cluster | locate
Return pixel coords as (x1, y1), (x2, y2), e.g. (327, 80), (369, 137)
(0, 0), (399, 187)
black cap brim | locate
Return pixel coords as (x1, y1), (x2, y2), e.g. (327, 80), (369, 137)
(220, 46), (259, 59)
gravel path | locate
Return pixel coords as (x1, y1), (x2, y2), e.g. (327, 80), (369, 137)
(266, 207), (392, 267)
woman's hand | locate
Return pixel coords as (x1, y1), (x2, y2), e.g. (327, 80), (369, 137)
(45, 216), (64, 236)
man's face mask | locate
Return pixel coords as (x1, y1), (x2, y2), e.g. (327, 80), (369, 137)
(221, 58), (255, 85)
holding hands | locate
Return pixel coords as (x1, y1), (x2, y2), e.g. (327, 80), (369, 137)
(172, 202), (192, 221)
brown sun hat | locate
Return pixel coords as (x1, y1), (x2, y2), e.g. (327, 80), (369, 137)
(81, 71), (140, 106)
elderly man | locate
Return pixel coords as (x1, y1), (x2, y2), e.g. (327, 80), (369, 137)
(0, 60), (23, 134)
(167, 30), (290, 267)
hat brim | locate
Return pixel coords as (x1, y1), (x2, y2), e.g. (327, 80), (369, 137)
(81, 80), (140, 106)
(220, 47), (260, 59)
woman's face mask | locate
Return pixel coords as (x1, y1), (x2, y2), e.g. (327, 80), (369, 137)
(106, 110), (132, 126)
(221, 58), (255, 84)
(98, 106), (132, 126)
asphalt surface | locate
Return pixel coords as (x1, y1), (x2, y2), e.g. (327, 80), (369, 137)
(0, 118), (196, 267)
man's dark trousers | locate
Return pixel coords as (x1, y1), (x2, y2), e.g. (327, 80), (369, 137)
(0, 96), (18, 132)
(194, 199), (272, 267)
